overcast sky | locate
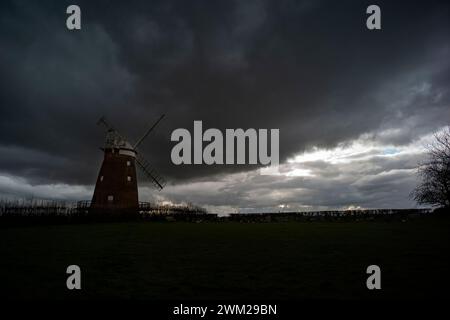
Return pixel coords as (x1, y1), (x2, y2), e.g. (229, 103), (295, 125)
(0, 0), (449, 213)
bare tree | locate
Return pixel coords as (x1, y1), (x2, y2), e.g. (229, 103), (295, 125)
(412, 127), (450, 208)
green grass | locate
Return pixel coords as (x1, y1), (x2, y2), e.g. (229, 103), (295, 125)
(1, 218), (449, 300)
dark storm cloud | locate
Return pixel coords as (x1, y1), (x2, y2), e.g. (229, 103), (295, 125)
(0, 0), (449, 189)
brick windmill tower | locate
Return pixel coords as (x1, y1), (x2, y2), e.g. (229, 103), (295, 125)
(90, 115), (166, 212)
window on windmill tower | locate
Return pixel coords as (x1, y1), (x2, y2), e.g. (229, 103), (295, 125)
(107, 195), (114, 202)
(127, 161), (131, 167)
(127, 176), (132, 182)
(100, 176), (104, 182)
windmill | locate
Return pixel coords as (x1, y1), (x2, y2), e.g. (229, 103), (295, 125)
(90, 114), (166, 212)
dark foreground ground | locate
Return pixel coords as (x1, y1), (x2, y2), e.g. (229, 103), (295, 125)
(1, 217), (449, 300)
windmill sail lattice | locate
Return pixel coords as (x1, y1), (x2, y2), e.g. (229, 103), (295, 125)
(135, 154), (166, 190)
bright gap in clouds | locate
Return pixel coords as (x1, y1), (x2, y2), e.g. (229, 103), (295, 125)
(286, 132), (432, 167)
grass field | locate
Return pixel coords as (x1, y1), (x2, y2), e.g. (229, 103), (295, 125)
(1, 217), (449, 300)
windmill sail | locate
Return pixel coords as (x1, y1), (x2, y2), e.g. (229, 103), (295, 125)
(135, 153), (166, 191)
(134, 114), (165, 149)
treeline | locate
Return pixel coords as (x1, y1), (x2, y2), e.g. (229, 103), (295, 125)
(0, 200), (439, 225)
(226, 209), (433, 223)
(0, 200), (210, 224)
(0, 199), (75, 216)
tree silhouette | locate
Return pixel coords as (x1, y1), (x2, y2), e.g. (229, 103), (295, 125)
(412, 127), (450, 208)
